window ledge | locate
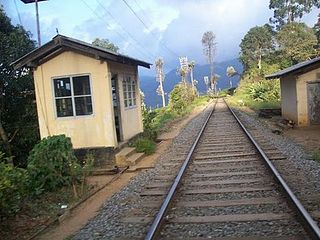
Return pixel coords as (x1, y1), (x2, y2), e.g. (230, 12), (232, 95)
(124, 106), (137, 110)
(55, 114), (95, 120)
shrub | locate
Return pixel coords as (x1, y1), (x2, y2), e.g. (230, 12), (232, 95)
(27, 135), (81, 195)
(133, 137), (156, 155)
(0, 161), (28, 217)
(244, 80), (280, 102)
(169, 83), (196, 115)
(142, 107), (158, 140)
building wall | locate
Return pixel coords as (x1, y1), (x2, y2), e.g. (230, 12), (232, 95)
(296, 68), (320, 126)
(33, 51), (117, 148)
(108, 62), (143, 141)
(280, 75), (298, 123)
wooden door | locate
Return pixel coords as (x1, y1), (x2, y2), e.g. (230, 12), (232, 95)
(307, 82), (320, 124)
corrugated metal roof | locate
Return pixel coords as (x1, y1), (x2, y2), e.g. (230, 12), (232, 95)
(12, 34), (151, 69)
(265, 57), (320, 79)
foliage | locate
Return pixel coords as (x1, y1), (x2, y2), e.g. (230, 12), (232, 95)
(80, 152), (94, 196)
(269, 0), (320, 28)
(228, 63), (281, 110)
(92, 38), (119, 53)
(27, 135), (81, 195)
(240, 24), (274, 70)
(276, 22), (318, 64)
(169, 83), (197, 115)
(0, 161), (28, 217)
(244, 80), (280, 102)
(133, 137), (156, 155)
(0, 7), (38, 167)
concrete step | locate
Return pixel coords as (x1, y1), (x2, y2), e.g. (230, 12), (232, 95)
(116, 147), (136, 158)
(115, 147), (136, 166)
(126, 152), (145, 166)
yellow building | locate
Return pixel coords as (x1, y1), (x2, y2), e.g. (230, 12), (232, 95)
(13, 35), (151, 156)
(266, 57), (320, 126)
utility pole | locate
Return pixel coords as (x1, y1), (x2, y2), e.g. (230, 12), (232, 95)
(21, 0), (47, 46)
(155, 58), (166, 107)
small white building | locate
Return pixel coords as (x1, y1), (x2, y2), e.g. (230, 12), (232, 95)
(266, 57), (320, 126)
(13, 35), (151, 164)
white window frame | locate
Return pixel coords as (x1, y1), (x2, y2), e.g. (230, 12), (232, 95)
(52, 74), (94, 118)
(123, 75), (137, 109)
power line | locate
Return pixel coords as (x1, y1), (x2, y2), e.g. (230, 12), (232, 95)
(14, 0), (22, 26)
(132, 0), (152, 26)
(80, 0), (153, 62)
(95, 0), (157, 60)
(120, 0), (179, 58)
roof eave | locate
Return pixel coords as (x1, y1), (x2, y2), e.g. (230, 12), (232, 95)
(12, 35), (152, 69)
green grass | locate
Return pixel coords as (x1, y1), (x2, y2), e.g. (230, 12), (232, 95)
(152, 107), (177, 131)
(227, 93), (280, 111)
(140, 95), (211, 154)
(312, 150), (320, 162)
(133, 137), (156, 155)
(179, 95), (210, 116)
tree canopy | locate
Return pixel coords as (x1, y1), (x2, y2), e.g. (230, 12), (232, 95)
(0, 7), (38, 166)
(277, 22), (318, 64)
(92, 38), (119, 53)
(269, 0), (320, 28)
(240, 25), (274, 70)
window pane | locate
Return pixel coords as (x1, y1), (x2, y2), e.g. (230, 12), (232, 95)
(124, 99), (128, 107)
(128, 99), (132, 106)
(54, 78), (71, 97)
(73, 76), (91, 96)
(56, 98), (73, 117)
(75, 96), (93, 116)
(123, 81), (127, 91)
(128, 92), (132, 99)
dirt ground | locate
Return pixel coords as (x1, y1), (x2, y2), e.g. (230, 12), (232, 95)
(38, 104), (209, 240)
(240, 107), (320, 152)
(284, 126), (320, 151)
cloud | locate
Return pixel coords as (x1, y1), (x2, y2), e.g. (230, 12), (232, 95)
(2, 0), (319, 76)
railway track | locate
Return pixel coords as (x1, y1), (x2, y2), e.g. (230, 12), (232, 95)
(122, 98), (320, 240)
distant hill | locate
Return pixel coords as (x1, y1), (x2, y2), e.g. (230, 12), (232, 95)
(140, 58), (243, 108)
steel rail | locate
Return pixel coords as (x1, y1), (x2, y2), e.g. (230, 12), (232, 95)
(225, 99), (320, 240)
(144, 101), (217, 240)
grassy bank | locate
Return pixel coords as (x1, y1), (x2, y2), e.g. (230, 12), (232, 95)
(134, 93), (210, 155)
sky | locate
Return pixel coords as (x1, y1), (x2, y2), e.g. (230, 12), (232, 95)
(1, 0), (319, 75)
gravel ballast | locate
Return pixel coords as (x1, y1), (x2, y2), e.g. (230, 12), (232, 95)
(73, 105), (213, 239)
(73, 101), (319, 239)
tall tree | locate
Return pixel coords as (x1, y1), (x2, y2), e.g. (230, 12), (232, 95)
(314, 13), (320, 45)
(276, 22), (318, 64)
(0, 7), (38, 166)
(240, 25), (274, 70)
(188, 60), (196, 89)
(155, 58), (166, 107)
(92, 38), (119, 53)
(269, 0), (320, 28)
(201, 31), (217, 93)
